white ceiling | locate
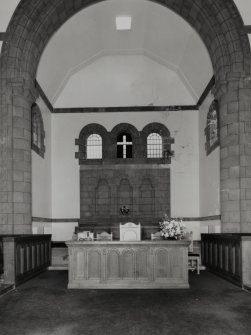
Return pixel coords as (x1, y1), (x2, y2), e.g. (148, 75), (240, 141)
(0, 0), (250, 106)
(37, 0), (213, 104)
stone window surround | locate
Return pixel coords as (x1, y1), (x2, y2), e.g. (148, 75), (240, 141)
(75, 122), (174, 164)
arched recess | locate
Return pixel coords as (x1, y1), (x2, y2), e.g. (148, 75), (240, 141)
(139, 178), (155, 216)
(110, 123), (140, 159)
(95, 179), (111, 215)
(0, 0), (251, 233)
(117, 178), (133, 216)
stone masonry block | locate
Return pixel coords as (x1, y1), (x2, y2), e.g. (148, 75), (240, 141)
(13, 138), (30, 150)
(14, 181), (30, 193)
(13, 116), (30, 130)
(13, 214), (24, 225)
(240, 211), (251, 223)
(221, 156), (239, 169)
(244, 121), (251, 133)
(245, 190), (251, 200)
(221, 211), (240, 224)
(228, 189), (240, 201)
(24, 171), (31, 182)
(240, 178), (251, 189)
(221, 200), (240, 212)
(220, 168), (229, 180)
(14, 224), (31, 234)
(13, 127), (24, 138)
(221, 134), (238, 147)
(228, 101), (238, 114)
(240, 155), (251, 167)
(13, 170), (24, 182)
(0, 225), (13, 234)
(0, 214), (8, 225)
(12, 106), (24, 118)
(229, 166), (240, 178)
(13, 192), (24, 203)
(221, 189), (229, 201)
(227, 123), (239, 135)
(220, 114), (238, 127)
(221, 178), (240, 189)
(220, 148), (228, 160)
(245, 166), (251, 178)
(240, 167), (246, 178)
(0, 203), (13, 214)
(0, 192), (8, 202)
(228, 145), (239, 156)
(241, 200), (251, 211)
(14, 203), (31, 214)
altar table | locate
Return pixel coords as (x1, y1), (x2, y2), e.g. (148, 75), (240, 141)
(66, 240), (190, 289)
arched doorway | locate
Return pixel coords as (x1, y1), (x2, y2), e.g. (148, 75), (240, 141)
(0, 0), (251, 233)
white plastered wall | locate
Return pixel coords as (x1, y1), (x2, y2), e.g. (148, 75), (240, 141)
(198, 92), (221, 234)
(32, 98), (52, 234)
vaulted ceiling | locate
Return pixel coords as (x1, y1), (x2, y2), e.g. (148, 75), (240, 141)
(0, 0), (250, 106)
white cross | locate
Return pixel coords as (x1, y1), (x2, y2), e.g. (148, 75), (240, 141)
(117, 135), (132, 158)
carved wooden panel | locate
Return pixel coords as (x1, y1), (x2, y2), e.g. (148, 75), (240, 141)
(122, 249), (134, 279)
(136, 248), (149, 279)
(88, 249), (101, 280)
(155, 248), (169, 279)
(67, 240), (189, 289)
(107, 249), (120, 279)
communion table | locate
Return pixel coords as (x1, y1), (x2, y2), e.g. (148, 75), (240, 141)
(66, 240), (190, 289)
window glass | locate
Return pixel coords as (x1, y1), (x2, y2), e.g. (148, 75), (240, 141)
(117, 133), (132, 158)
(31, 104), (45, 158)
(147, 133), (162, 158)
(87, 134), (102, 159)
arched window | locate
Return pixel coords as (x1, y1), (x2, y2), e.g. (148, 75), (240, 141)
(87, 134), (102, 159)
(117, 133), (132, 158)
(205, 100), (219, 155)
(31, 103), (45, 158)
(147, 133), (162, 158)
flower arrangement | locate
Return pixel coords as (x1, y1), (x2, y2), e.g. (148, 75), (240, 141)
(159, 214), (185, 239)
(120, 205), (130, 215)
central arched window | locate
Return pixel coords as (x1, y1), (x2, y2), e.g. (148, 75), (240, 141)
(87, 134), (102, 159)
(117, 133), (132, 158)
(147, 133), (162, 158)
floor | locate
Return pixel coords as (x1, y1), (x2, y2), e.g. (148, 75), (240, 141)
(0, 271), (250, 335)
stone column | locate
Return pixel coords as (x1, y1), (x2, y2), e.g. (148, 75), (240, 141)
(218, 77), (251, 233)
(239, 85), (251, 232)
(0, 79), (36, 234)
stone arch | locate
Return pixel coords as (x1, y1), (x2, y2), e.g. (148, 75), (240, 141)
(1, 0), (250, 90)
(76, 123), (108, 162)
(0, 0), (251, 233)
(141, 123), (174, 161)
